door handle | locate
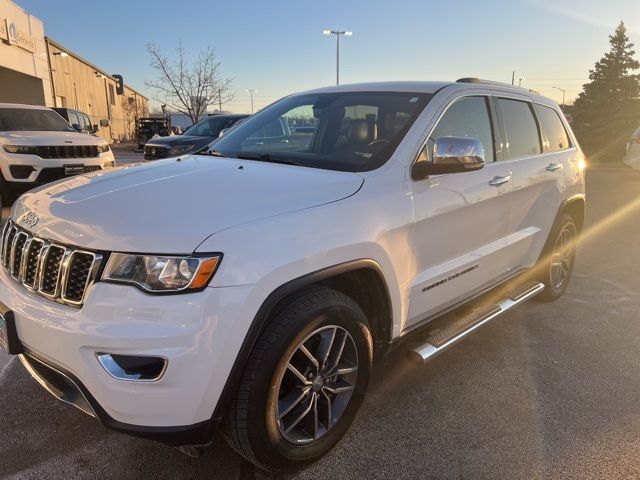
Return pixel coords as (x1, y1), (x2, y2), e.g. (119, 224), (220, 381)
(546, 162), (563, 172)
(489, 175), (511, 187)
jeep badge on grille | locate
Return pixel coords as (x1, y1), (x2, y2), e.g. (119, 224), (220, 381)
(20, 211), (39, 229)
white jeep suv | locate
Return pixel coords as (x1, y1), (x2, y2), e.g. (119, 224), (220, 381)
(0, 80), (585, 472)
(0, 103), (115, 204)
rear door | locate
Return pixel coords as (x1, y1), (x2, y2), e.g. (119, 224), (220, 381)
(406, 94), (513, 328)
(494, 97), (567, 271)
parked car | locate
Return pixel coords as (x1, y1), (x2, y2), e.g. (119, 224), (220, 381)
(144, 113), (249, 160)
(0, 79), (585, 473)
(0, 103), (116, 204)
(623, 126), (640, 169)
(52, 107), (99, 135)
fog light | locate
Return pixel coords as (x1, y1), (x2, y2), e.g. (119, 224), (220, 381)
(9, 165), (35, 179)
(96, 353), (167, 382)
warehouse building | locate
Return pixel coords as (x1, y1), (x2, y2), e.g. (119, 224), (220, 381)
(0, 0), (148, 142)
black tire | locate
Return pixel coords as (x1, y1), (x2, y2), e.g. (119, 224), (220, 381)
(223, 286), (372, 473)
(536, 213), (578, 302)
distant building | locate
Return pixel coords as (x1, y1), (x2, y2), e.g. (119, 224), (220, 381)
(0, 0), (149, 142)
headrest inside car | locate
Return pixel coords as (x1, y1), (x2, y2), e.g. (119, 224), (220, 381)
(348, 119), (376, 143)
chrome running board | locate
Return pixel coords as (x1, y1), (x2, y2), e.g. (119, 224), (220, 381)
(408, 281), (544, 364)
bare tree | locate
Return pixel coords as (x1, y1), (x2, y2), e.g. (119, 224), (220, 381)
(121, 97), (138, 140)
(145, 41), (234, 123)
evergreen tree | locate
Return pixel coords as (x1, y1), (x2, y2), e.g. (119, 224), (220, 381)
(573, 21), (640, 161)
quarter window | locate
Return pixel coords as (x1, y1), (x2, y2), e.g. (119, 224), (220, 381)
(534, 104), (571, 152)
(420, 96), (495, 163)
(496, 98), (541, 159)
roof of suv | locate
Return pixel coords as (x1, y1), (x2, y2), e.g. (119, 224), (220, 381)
(301, 81), (451, 95)
(298, 80), (551, 103)
(0, 103), (51, 110)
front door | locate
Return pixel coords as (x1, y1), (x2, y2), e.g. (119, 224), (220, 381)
(406, 95), (513, 329)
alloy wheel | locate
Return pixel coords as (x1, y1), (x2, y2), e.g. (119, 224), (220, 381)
(275, 325), (359, 444)
(550, 224), (575, 289)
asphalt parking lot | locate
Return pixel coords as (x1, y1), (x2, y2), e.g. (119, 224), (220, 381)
(1, 165), (640, 479)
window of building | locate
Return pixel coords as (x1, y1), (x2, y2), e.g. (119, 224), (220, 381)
(497, 98), (541, 159)
(534, 104), (571, 152)
(108, 84), (116, 106)
(420, 96), (495, 162)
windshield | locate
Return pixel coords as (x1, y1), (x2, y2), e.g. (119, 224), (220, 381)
(210, 92), (432, 172)
(0, 108), (76, 132)
(183, 116), (244, 137)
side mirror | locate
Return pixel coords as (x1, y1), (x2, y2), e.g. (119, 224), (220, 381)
(92, 124), (100, 133)
(218, 128), (230, 138)
(412, 136), (485, 179)
(72, 123), (83, 132)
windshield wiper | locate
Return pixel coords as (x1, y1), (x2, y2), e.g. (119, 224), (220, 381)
(234, 153), (303, 166)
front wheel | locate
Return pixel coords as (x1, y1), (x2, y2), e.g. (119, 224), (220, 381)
(223, 286), (372, 473)
(536, 213), (578, 302)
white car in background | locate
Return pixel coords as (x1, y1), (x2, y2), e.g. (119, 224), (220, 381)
(0, 103), (116, 204)
(623, 126), (640, 169)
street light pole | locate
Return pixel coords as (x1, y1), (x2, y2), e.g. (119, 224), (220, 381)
(552, 86), (566, 112)
(323, 29), (352, 85)
(246, 89), (257, 113)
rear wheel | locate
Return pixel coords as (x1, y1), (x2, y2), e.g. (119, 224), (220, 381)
(223, 286), (372, 473)
(536, 213), (578, 302)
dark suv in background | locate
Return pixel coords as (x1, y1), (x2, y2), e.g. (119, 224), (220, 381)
(53, 107), (99, 135)
(144, 113), (249, 160)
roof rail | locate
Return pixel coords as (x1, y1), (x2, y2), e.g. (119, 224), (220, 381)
(456, 78), (540, 95)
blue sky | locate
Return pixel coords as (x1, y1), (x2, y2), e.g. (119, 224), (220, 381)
(17, 0), (640, 113)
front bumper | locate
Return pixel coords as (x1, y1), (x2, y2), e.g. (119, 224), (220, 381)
(0, 151), (115, 183)
(0, 266), (266, 443)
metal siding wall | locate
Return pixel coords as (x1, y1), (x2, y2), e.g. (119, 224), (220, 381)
(47, 42), (149, 143)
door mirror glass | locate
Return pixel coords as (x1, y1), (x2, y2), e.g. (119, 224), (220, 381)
(412, 136), (485, 179)
(92, 124), (100, 133)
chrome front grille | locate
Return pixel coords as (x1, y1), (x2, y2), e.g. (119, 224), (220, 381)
(1, 220), (102, 307)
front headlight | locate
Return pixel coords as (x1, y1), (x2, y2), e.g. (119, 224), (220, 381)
(3, 145), (38, 155)
(168, 145), (194, 156)
(97, 143), (110, 153)
(102, 253), (221, 292)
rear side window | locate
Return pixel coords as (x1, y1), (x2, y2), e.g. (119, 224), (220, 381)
(534, 104), (571, 152)
(423, 96), (495, 162)
(81, 115), (92, 131)
(497, 98), (541, 159)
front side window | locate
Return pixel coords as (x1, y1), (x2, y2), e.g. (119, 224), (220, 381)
(209, 92), (432, 172)
(0, 108), (75, 132)
(419, 96), (495, 162)
(534, 104), (571, 152)
(497, 98), (542, 159)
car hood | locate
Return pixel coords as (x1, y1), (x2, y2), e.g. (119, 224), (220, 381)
(11, 155), (364, 253)
(0, 131), (105, 145)
(145, 135), (210, 146)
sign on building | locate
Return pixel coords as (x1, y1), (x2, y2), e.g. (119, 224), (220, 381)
(1, 18), (36, 52)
